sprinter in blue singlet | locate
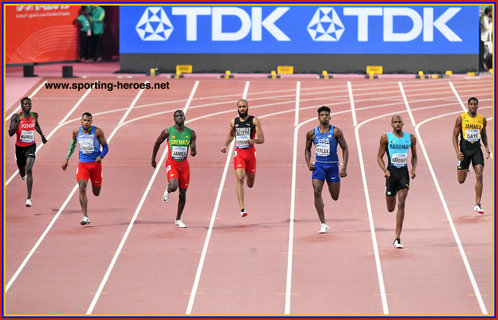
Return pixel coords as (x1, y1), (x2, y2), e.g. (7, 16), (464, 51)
(377, 115), (418, 249)
(305, 106), (349, 234)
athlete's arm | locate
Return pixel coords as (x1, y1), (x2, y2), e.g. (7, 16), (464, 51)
(452, 116), (463, 161)
(221, 119), (235, 153)
(8, 113), (20, 136)
(334, 127), (348, 177)
(95, 127), (108, 163)
(304, 129), (315, 171)
(33, 112), (48, 144)
(377, 134), (390, 178)
(250, 117), (265, 145)
(190, 130), (197, 157)
(151, 129), (168, 168)
(62, 129), (78, 171)
(481, 117), (491, 159)
(410, 134), (418, 179)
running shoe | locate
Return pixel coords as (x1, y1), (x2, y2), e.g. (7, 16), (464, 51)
(25, 199), (32, 207)
(175, 219), (187, 228)
(319, 223), (329, 233)
(163, 190), (170, 203)
(393, 238), (404, 248)
(80, 216), (91, 225)
(474, 205), (484, 214)
(240, 209), (248, 218)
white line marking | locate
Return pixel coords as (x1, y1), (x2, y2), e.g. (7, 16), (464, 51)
(449, 82), (468, 112)
(348, 81), (358, 126)
(294, 81), (300, 126)
(398, 82), (416, 127)
(186, 81), (249, 314)
(5, 81), (47, 122)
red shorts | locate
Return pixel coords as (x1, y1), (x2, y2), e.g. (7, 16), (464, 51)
(234, 147), (256, 173)
(166, 159), (190, 189)
(76, 162), (102, 186)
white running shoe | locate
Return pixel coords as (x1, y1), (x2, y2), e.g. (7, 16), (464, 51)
(393, 238), (404, 249)
(240, 209), (248, 218)
(25, 199), (32, 207)
(163, 190), (170, 203)
(175, 219), (187, 228)
(319, 223), (329, 233)
(474, 205), (484, 214)
(80, 216), (91, 225)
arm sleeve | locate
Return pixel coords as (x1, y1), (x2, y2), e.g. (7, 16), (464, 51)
(100, 144), (109, 158)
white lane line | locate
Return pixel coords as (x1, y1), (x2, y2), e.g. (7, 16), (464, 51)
(85, 81), (198, 314)
(4, 81), (47, 122)
(398, 82), (416, 127)
(5, 84), (147, 293)
(348, 81), (358, 126)
(294, 81), (300, 126)
(449, 82), (468, 112)
(185, 81), (250, 315)
(5, 88), (94, 186)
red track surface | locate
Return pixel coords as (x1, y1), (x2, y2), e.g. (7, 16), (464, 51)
(3, 75), (494, 316)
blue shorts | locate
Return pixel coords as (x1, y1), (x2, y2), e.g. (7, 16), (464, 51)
(312, 161), (340, 183)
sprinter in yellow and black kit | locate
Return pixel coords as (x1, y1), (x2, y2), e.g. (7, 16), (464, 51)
(452, 97), (491, 215)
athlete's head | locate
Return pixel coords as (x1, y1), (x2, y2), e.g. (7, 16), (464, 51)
(391, 114), (403, 133)
(81, 112), (93, 130)
(174, 110), (185, 126)
(20, 97), (32, 113)
(467, 97), (478, 116)
(237, 99), (248, 118)
(317, 106), (331, 125)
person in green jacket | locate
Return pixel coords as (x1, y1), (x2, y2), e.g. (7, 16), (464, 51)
(90, 5), (105, 62)
(74, 6), (92, 63)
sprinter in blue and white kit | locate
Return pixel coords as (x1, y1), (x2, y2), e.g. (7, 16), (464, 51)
(305, 106), (349, 234)
(377, 115), (417, 249)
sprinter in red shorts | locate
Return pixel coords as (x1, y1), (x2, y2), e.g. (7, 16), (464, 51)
(221, 99), (265, 218)
(62, 112), (109, 225)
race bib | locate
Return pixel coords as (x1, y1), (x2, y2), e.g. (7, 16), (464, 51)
(79, 138), (95, 154)
(316, 143), (330, 157)
(391, 153), (408, 166)
(171, 146), (188, 160)
(19, 130), (34, 143)
(465, 129), (480, 142)
(236, 135), (250, 148)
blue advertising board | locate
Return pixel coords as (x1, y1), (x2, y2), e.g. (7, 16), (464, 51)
(120, 5), (478, 54)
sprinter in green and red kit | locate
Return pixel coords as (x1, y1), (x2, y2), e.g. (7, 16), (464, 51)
(152, 110), (197, 228)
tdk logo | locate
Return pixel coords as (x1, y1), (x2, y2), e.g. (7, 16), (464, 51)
(136, 7), (173, 41)
(307, 8), (345, 41)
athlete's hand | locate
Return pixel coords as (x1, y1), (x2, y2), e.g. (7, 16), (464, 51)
(191, 150), (197, 157)
(61, 159), (69, 171)
(220, 146), (227, 153)
(11, 113), (20, 125)
(340, 168), (347, 178)
(41, 136), (48, 144)
(485, 147), (491, 159)
(248, 139), (254, 145)
(456, 151), (463, 161)
(95, 156), (102, 163)
(384, 169), (391, 179)
(410, 170), (416, 179)
(151, 159), (156, 168)
(308, 163), (315, 171)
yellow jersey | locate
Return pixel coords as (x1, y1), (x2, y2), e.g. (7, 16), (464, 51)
(460, 112), (483, 144)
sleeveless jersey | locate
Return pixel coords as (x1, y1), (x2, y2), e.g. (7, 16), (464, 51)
(78, 126), (101, 163)
(314, 125), (338, 163)
(386, 132), (411, 168)
(16, 112), (36, 147)
(460, 112), (484, 147)
(234, 116), (255, 150)
(168, 126), (191, 162)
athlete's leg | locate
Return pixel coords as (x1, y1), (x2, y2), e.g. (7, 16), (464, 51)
(78, 179), (89, 217)
(246, 172), (255, 188)
(168, 178), (179, 193)
(177, 188), (187, 220)
(473, 164), (484, 206)
(326, 181), (340, 200)
(312, 179), (326, 223)
(92, 185), (101, 196)
(457, 169), (468, 184)
(25, 156), (35, 199)
(395, 188), (408, 239)
(386, 196), (396, 212)
(235, 168), (246, 210)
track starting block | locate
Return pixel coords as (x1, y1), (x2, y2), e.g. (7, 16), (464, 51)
(220, 70), (234, 79)
(416, 71), (445, 79)
(171, 65), (192, 78)
(268, 70), (281, 79)
(364, 65), (382, 79)
(319, 70), (332, 79)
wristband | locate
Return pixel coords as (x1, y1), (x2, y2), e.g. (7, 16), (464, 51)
(100, 144), (109, 158)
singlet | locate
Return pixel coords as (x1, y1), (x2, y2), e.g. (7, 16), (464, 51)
(16, 112), (36, 147)
(460, 112), (484, 148)
(167, 126), (191, 162)
(313, 125), (338, 164)
(78, 126), (101, 163)
(234, 116), (255, 150)
(386, 132), (411, 168)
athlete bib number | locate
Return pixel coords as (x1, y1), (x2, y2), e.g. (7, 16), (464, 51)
(79, 138), (95, 154)
(236, 135), (250, 148)
(171, 146), (188, 160)
(19, 130), (34, 143)
(465, 129), (480, 142)
(316, 143), (330, 157)
(391, 153), (408, 166)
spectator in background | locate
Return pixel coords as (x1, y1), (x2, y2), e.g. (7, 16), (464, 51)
(74, 6), (91, 63)
(480, 6), (493, 71)
(90, 6), (105, 62)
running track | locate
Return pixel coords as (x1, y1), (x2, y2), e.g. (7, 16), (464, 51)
(3, 75), (494, 315)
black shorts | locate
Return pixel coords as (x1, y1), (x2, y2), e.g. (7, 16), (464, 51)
(458, 145), (484, 170)
(15, 144), (36, 169)
(385, 166), (409, 197)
